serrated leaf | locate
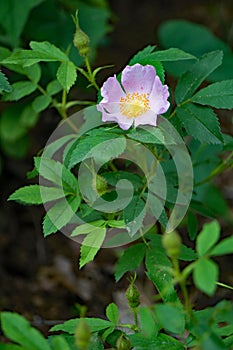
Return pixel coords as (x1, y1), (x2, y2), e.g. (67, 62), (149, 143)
(46, 80), (62, 96)
(0, 70), (12, 93)
(193, 258), (218, 296)
(71, 220), (105, 237)
(8, 185), (65, 205)
(34, 158), (78, 193)
(3, 41), (68, 67)
(146, 48), (196, 62)
(32, 95), (51, 112)
(56, 61), (77, 93)
(155, 304), (185, 334)
(196, 221), (220, 257)
(24, 63), (41, 83)
(123, 196), (146, 237)
(210, 236), (233, 256)
(80, 227), (106, 268)
(145, 246), (179, 303)
(115, 243), (146, 282)
(192, 80), (233, 109)
(51, 318), (112, 334)
(129, 333), (184, 350)
(139, 307), (158, 338)
(2, 81), (37, 101)
(0, 312), (50, 350)
(175, 51), (223, 104)
(177, 103), (223, 144)
(68, 133), (123, 169)
(127, 126), (164, 144)
(106, 303), (119, 324)
(178, 244), (197, 261)
(43, 196), (81, 236)
(129, 45), (156, 65)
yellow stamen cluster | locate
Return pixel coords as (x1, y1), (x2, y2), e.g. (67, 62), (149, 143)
(120, 92), (150, 118)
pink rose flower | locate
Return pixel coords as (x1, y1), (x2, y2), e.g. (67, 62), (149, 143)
(97, 64), (170, 130)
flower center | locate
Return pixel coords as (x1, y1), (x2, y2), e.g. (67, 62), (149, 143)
(120, 92), (150, 118)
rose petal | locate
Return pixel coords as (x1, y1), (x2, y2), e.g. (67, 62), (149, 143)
(101, 109), (133, 130)
(121, 64), (156, 95)
(133, 110), (157, 128)
(100, 75), (125, 103)
(149, 76), (170, 114)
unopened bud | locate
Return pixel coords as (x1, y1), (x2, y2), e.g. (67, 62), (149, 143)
(116, 334), (131, 350)
(126, 283), (140, 309)
(162, 231), (181, 258)
(75, 318), (91, 350)
(73, 10), (90, 57)
(94, 174), (108, 196)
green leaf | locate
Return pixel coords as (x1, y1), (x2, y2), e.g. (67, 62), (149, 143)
(129, 46), (165, 83)
(0, 70), (12, 93)
(210, 236), (233, 256)
(23, 63), (41, 83)
(52, 336), (70, 350)
(145, 48), (196, 62)
(20, 105), (39, 128)
(123, 195), (146, 237)
(139, 307), (158, 338)
(0, 312), (50, 350)
(68, 133), (123, 169)
(192, 80), (233, 109)
(43, 196), (81, 236)
(107, 220), (125, 228)
(56, 61), (77, 93)
(115, 243), (146, 282)
(0, 0), (44, 47)
(175, 51), (223, 104)
(176, 103), (223, 144)
(8, 185), (65, 205)
(145, 245), (179, 303)
(178, 244), (197, 261)
(34, 158), (78, 193)
(129, 333), (184, 350)
(106, 303), (119, 324)
(2, 81), (37, 101)
(193, 258), (218, 296)
(196, 221), (220, 257)
(0, 344), (22, 350)
(80, 227), (106, 268)
(188, 211), (198, 240)
(71, 220), (105, 237)
(3, 41), (68, 67)
(51, 317), (112, 334)
(32, 95), (51, 113)
(46, 80), (62, 96)
(127, 126), (165, 144)
(155, 303), (185, 334)
(158, 20), (233, 81)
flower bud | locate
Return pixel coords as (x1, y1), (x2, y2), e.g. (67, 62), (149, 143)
(126, 283), (140, 309)
(162, 231), (181, 258)
(116, 334), (131, 350)
(73, 10), (90, 57)
(94, 174), (108, 196)
(75, 318), (91, 350)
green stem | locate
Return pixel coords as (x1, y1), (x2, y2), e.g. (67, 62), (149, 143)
(85, 56), (100, 91)
(195, 151), (233, 187)
(60, 88), (68, 119)
(133, 307), (139, 329)
(172, 256), (191, 315)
